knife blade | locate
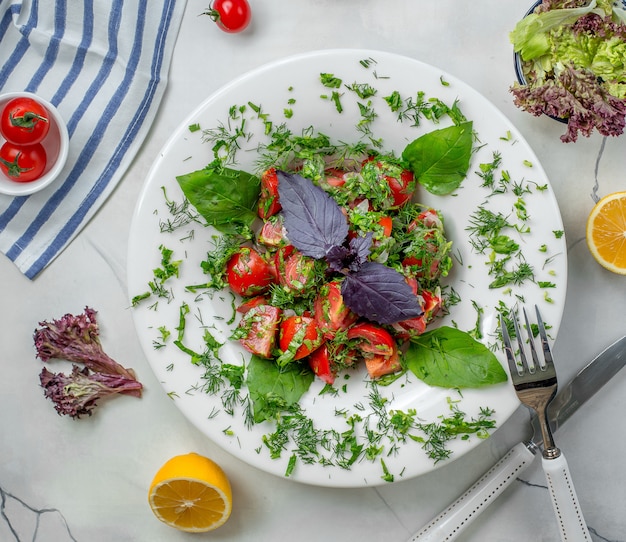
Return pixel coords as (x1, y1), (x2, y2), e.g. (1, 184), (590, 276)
(408, 335), (626, 542)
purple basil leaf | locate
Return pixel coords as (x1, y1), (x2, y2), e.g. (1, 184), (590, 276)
(350, 233), (373, 268)
(326, 233), (373, 273)
(341, 261), (424, 325)
(277, 171), (349, 259)
(326, 245), (351, 273)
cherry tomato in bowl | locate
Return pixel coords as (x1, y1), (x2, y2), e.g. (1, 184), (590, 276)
(203, 0), (251, 33)
(0, 96), (50, 145)
(0, 141), (47, 182)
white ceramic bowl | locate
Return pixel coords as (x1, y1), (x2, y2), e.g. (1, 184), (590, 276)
(0, 91), (69, 196)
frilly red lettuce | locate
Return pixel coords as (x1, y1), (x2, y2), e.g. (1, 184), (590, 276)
(40, 366), (143, 419)
(511, 64), (626, 142)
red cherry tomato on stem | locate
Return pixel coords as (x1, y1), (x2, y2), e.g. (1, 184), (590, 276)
(0, 141), (47, 182)
(0, 97), (50, 145)
(205, 0), (251, 33)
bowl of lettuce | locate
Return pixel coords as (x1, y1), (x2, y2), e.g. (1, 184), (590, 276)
(510, 0), (626, 142)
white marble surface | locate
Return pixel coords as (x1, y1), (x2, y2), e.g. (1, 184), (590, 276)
(2, 1), (626, 541)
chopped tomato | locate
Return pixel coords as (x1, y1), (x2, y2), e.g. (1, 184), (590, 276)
(324, 167), (346, 188)
(313, 280), (358, 339)
(378, 215), (393, 237)
(409, 208), (442, 230)
(272, 244), (295, 279)
(236, 295), (268, 314)
(385, 168), (415, 208)
(226, 247), (275, 296)
(365, 349), (402, 379)
(257, 167), (282, 219)
(235, 304), (281, 358)
(279, 251), (317, 293)
(392, 288), (442, 338)
(257, 215), (286, 247)
(307, 344), (336, 385)
(347, 323), (395, 357)
(279, 314), (323, 361)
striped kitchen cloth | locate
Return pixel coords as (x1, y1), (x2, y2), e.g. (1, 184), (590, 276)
(0, 0), (187, 279)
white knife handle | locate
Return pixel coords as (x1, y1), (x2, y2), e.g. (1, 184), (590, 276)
(542, 452), (591, 542)
(408, 442), (536, 542)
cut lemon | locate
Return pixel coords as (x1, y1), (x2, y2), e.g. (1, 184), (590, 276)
(148, 453), (232, 533)
(586, 191), (626, 275)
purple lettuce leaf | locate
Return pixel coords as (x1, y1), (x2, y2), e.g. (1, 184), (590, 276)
(341, 261), (424, 325)
(276, 171), (349, 258)
(33, 307), (138, 381)
(40, 366), (143, 419)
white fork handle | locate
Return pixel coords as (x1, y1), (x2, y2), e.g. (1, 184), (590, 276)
(542, 453), (591, 542)
(407, 442), (536, 541)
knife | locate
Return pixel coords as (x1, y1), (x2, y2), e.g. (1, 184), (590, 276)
(408, 335), (626, 542)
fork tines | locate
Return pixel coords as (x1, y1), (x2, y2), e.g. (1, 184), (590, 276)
(500, 305), (555, 380)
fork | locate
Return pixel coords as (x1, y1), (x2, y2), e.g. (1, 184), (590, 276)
(500, 306), (591, 542)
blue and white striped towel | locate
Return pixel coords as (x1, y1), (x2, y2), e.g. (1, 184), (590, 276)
(0, 0), (187, 279)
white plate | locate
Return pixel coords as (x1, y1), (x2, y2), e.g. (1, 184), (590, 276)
(127, 49), (567, 488)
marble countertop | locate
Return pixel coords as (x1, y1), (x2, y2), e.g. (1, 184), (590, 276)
(2, 1), (626, 541)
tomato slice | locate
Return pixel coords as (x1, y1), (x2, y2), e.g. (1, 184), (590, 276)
(226, 247), (275, 297)
(234, 304), (281, 358)
(313, 280), (358, 339)
(346, 323), (395, 357)
(278, 314), (323, 361)
(257, 167), (282, 219)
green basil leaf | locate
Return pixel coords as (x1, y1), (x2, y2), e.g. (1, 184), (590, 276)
(405, 326), (507, 388)
(402, 121), (473, 195)
(246, 355), (314, 423)
(176, 165), (260, 233)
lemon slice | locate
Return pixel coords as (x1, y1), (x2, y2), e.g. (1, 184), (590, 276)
(586, 191), (626, 275)
(148, 453), (232, 532)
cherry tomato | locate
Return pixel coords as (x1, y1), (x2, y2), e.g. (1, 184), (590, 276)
(257, 167), (281, 219)
(235, 304), (281, 358)
(205, 0), (251, 33)
(226, 247), (275, 296)
(0, 97), (50, 145)
(313, 280), (358, 339)
(0, 141), (47, 182)
(279, 315), (323, 361)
